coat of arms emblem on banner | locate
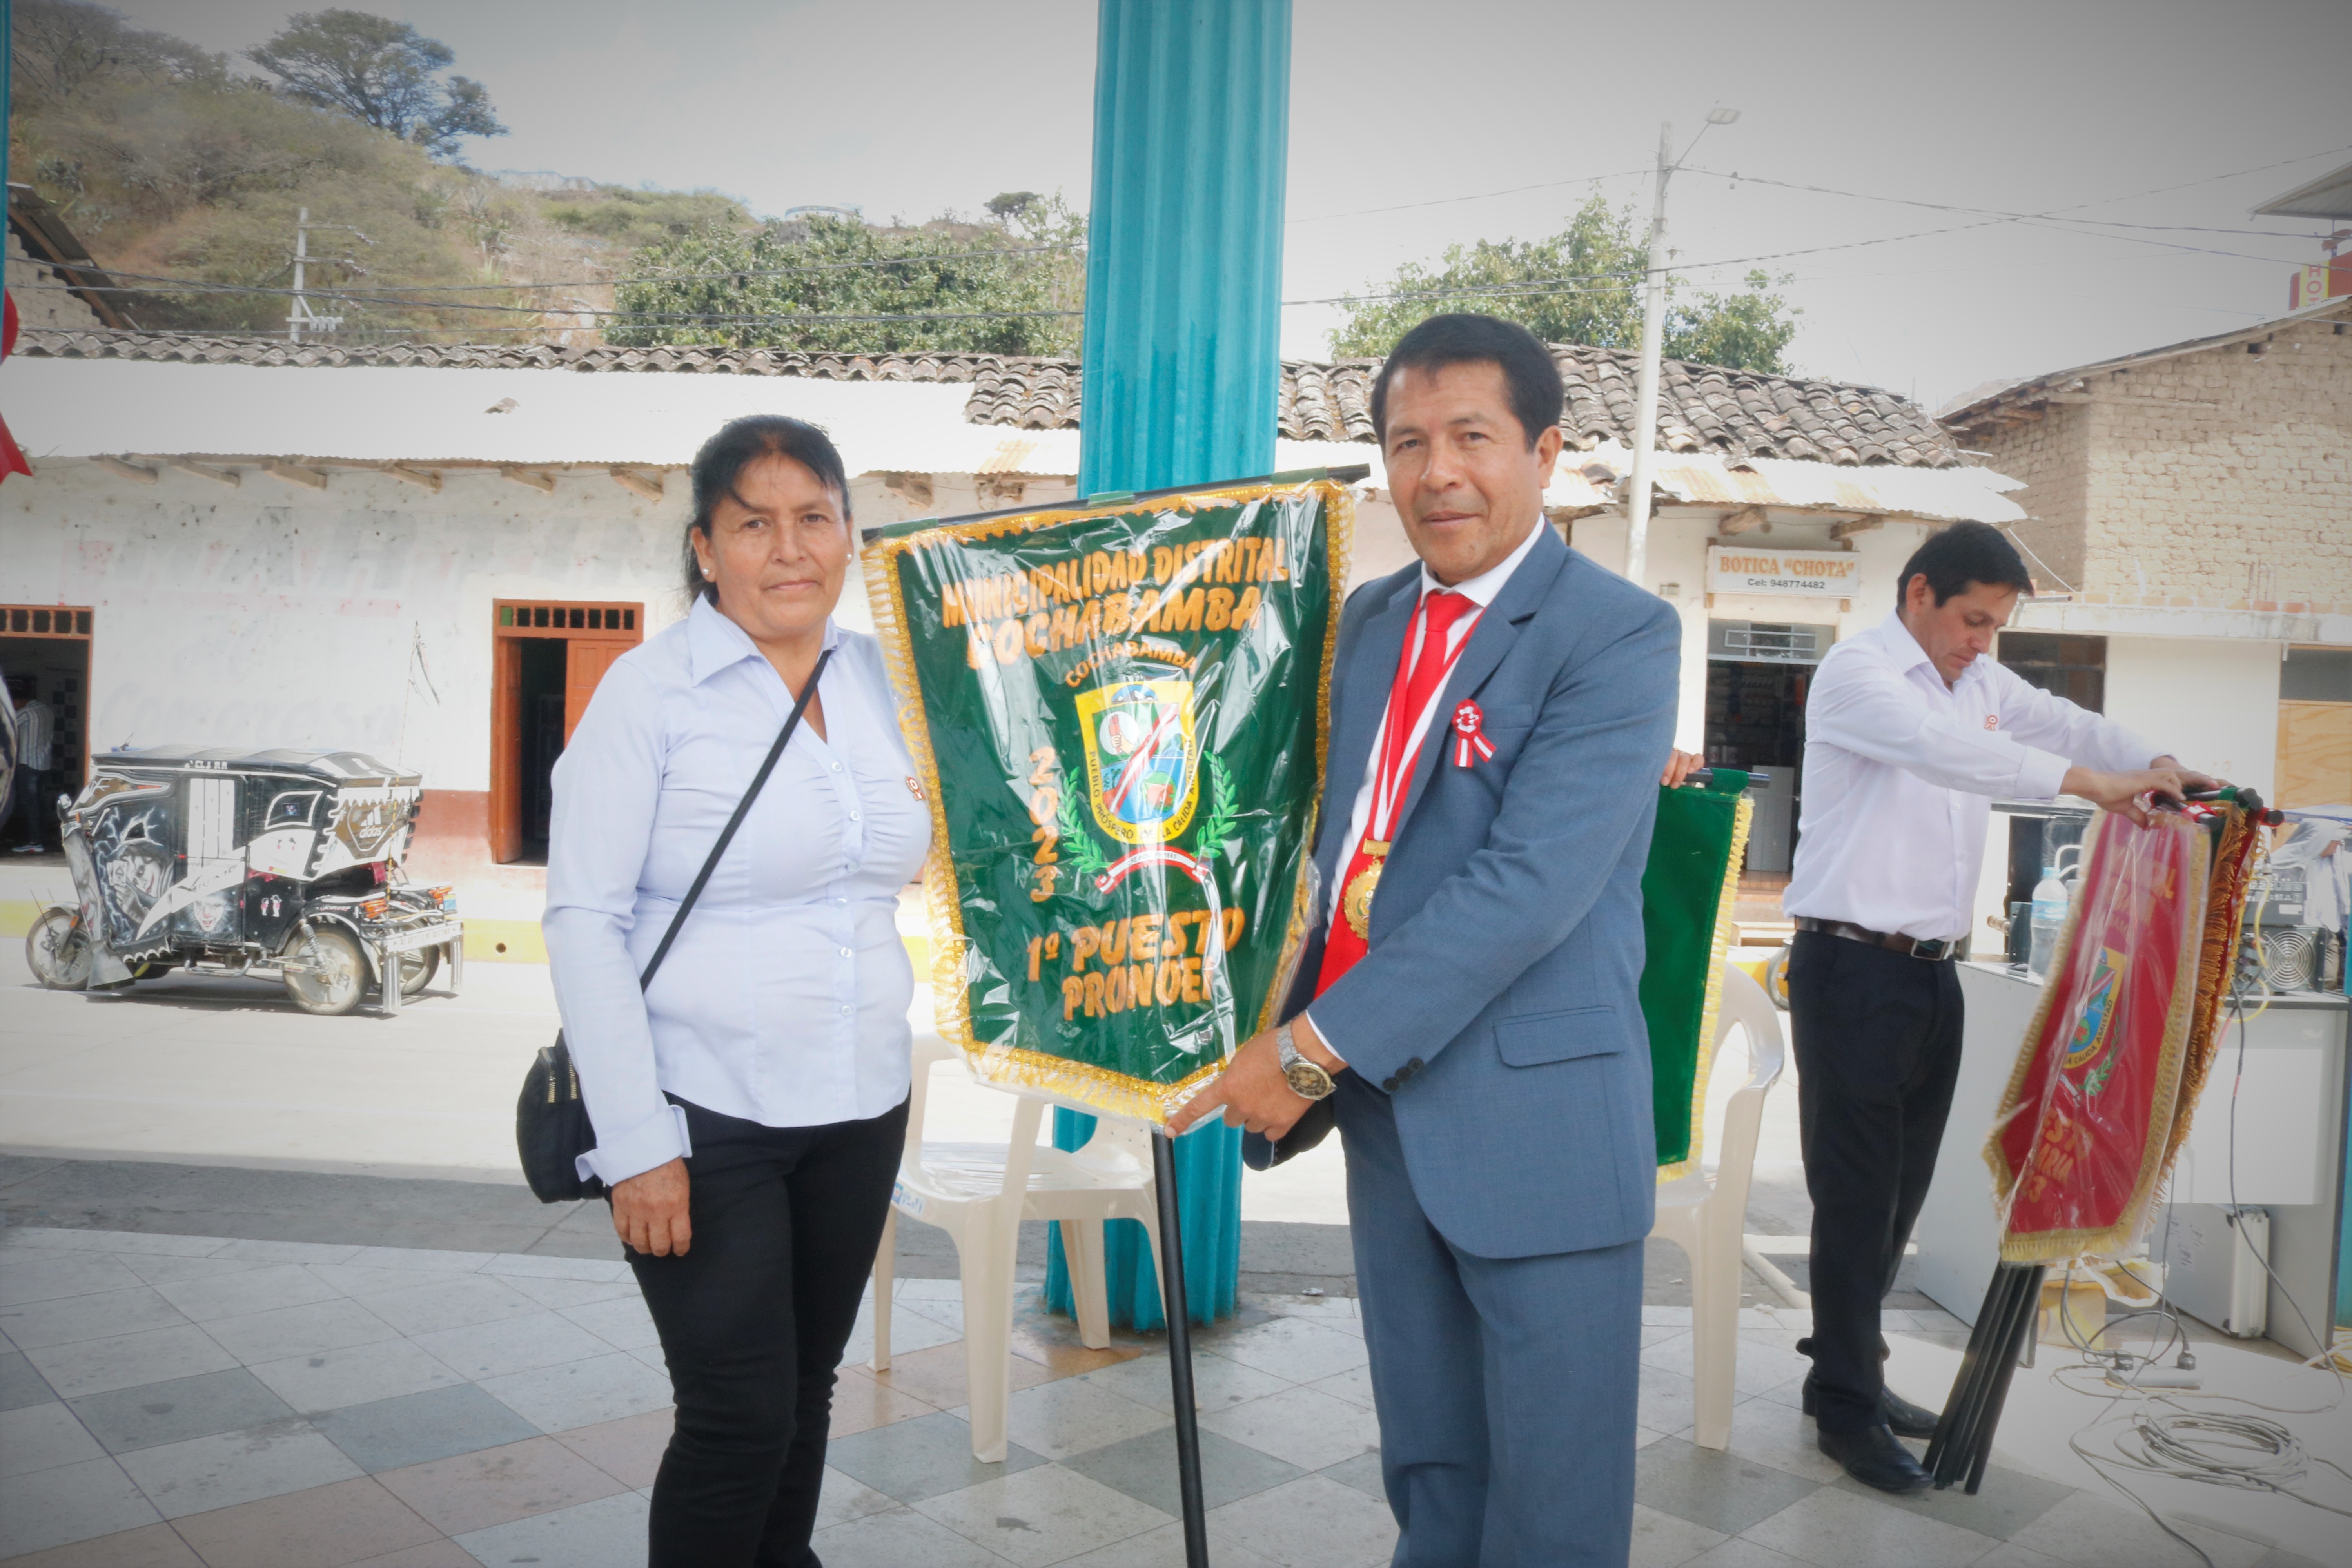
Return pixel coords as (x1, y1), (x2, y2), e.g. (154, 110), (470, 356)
(1076, 680), (1201, 845)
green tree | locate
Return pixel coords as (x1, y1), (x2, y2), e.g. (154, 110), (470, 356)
(12, 0), (220, 100)
(611, 196), (1087, 356)
(249, 10), (505, 160)
(1328, 196), (1799, 374)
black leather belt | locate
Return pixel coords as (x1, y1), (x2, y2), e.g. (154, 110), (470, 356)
(1794, 917), (1968, 962)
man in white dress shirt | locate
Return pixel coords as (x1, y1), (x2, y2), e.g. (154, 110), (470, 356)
(1782, 521), (2211, 1492)
(11, 691), (57, 855)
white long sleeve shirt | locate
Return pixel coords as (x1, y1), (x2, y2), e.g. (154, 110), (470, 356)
(1784, 613), (2158, 942)
(15, 701), (54, 771)
(543, 600), (932, 1185)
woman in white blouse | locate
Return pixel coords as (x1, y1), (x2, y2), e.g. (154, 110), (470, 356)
(544, 415), (930, 1567)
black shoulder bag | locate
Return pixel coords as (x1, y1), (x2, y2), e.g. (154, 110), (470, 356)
(517, 647), (833, 1203)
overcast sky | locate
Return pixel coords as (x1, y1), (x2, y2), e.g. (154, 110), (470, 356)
(118, 0), (2352, 409)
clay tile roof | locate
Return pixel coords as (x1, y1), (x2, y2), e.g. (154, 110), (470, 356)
(17, 328), (1965, 467)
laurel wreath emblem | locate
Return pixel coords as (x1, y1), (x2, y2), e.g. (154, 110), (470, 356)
(1055, 755), (1240, 902)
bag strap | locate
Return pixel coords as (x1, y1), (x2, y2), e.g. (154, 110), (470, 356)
(637, 644), (833, 991)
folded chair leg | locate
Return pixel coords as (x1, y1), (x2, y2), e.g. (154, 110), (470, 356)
(961, 1214), (1018, 1464)
(1065, 1218), (1111, 1351)
(1690, 1236), (1738, 1450)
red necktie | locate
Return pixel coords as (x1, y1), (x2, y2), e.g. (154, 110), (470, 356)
(1315, 590), (1477, 995)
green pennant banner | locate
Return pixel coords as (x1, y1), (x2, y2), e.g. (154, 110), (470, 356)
(864, 475), (1356, 1123)
(1639, 780), (1753, 1179)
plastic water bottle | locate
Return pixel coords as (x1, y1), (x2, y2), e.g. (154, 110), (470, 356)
(2028, 868), (2071, 982)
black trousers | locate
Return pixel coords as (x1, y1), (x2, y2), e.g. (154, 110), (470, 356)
(11, 766), (55, 850)
(628, 1094), (907, 1568)
(1785, 930), (1963, 1434)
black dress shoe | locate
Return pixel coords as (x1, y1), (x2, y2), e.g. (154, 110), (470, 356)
(1802, 1374), (1941, 1439)
(1818, 1423), (1933, 1493)
(1879, 1386), (1941, 1440)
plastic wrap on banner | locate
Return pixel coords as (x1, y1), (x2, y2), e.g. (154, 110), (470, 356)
(1984, 811), (2210, 1265)
(1642, 777), (1753, 1181)
(863, 476), (1353, 1124)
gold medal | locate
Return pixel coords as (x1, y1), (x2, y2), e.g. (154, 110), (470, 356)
(1341, 840), (1389, 938)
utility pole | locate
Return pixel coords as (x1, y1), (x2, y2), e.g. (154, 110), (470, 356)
(1622, 122), (1675, 593)
(287, 209), (371, 343)
(1622, 108), (1737, 593)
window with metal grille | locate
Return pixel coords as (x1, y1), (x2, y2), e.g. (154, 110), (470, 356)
(1706, 620), (1834, 665)
(494, 602), (638, 636)
(4, 606), (94, 637)
(1998, 632), (2105, 713)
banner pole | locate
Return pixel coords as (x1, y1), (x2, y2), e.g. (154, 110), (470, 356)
(1964, 1264), (2045, 1495)
(1930, 1261), (2036, 1489)
(1153, 1128), (1212, 1566)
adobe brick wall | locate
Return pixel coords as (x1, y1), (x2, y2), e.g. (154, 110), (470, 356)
(1967, 399), (2094, 591)
(1959, 313), (2352, 608)
(4, 233), (105, 330)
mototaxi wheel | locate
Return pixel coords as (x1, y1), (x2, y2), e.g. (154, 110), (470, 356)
(282, 925), (368, 1016)
(396, 942), (440, 997)
(1761, 942), (1791, 1011)
(26, 907), (94, 990)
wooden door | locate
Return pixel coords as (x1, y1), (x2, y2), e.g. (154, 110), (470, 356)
(564, 640), (631, 744)
(488, 601), (642, 864)
(2276, 701), (2352, 808)
(489, 639), (525, 864)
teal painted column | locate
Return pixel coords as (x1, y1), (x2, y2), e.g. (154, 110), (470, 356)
(1046, 0), (1293, 1330)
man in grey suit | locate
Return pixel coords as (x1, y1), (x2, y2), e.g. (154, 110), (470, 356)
(1173, 314), (1680, 1566)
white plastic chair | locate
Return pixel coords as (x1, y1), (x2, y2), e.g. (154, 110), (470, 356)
(871, 1033), (1165, 1462)
(1649, 964), (1786, 1450)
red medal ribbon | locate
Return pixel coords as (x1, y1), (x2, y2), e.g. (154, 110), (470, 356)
(1315, 591), (1480, 996)
(1450, 700), (1496, 768)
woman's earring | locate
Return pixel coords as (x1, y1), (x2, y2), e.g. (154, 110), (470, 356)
(702, 567), (713, 579)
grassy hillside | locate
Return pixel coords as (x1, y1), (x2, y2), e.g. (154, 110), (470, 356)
(8, 0), (752, 342)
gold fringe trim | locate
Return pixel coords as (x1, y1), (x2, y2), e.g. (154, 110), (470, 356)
(1987, 816), (2214, 1267)
(1656, 792), (1753, 1184)
(2157, 807), (2261, 1188)
(861, 477), (1358, 1123)
(965, 1042), (1228, 1122)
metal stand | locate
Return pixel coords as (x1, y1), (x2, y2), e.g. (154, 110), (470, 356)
(1152, 1129), (1211, 1567)
(1924, 1261), (2045, 1492)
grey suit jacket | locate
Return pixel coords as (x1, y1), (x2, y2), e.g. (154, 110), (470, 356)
(1262, 526), (1681, 1259)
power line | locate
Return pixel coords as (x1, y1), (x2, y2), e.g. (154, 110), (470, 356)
(291, 242), (1079, 295)
(59, 246), (1080, 299)
(34, 146), (2348, 331)
(1681, 162), (2348, 240)
(18, 279), (1082, 323)
(1288, 169), (1650, 223)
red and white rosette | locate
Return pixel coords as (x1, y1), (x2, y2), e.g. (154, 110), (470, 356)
(1451, 700), (1496, 768)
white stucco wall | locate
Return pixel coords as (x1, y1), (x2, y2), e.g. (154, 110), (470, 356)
(1570, 510), (1935, 753)
(0, 462), (1354, 801)
(0, 461), (690, 792)
(2102, 634), (2283, 797)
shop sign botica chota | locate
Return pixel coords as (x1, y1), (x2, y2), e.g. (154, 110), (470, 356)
(1704, 546), (1862, 598)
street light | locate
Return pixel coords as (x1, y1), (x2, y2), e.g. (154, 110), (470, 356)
(1623, 108), (1739, 591)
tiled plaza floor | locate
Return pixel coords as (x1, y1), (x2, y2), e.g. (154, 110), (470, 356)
(0, 1224), (2326, 1568)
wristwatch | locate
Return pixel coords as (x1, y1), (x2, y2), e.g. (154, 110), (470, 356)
(1277, 1021), (1337, 1101)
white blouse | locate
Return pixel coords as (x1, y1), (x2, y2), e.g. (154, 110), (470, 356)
(543, 598), (932, 1185)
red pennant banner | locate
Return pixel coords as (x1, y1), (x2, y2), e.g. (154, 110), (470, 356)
(1986, 812), (2206, 1263)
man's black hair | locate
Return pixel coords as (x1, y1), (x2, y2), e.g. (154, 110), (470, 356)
(1895, 521), (2034, 610)
(1370, 313), (1564, 450)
